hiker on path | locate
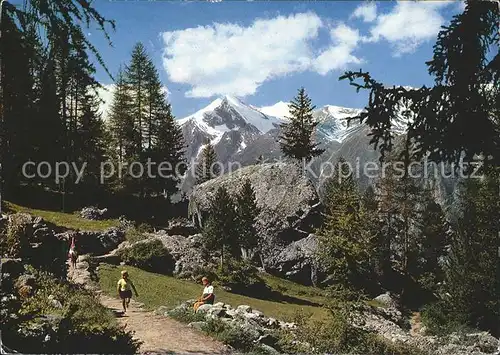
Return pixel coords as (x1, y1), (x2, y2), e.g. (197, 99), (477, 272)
(194, 277), (215, 312)
(68, 236), (78, 269)
(117, 270), (139, 313)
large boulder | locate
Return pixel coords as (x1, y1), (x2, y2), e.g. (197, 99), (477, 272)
(266, 233), (318, 285)
(115, 233), (209, 279)
(59, 228), (125, 256)
(188, 163), (323, 281)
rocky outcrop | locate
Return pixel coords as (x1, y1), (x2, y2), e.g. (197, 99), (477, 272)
(113, 232), (209, 279)
(57, 228), (125, 256)
(188, 163), (323, 283)
(79, 206), (109, 220)
(352, 297), (500, 355)
(266, 233), (318, 286)
(161, 300), (297, 354)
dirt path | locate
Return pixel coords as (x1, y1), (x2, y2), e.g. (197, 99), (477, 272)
(68, 258), (228, 355)
(99, 294), (227, 355)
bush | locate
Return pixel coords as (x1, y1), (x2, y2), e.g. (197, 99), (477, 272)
(420, 301), (470, 336)
(214, 258), (269, 296)
(136, 223), (154, 233)
(4, 270), (141, 353)
(166, 304), (258, 352)
(276, 309), (426, 355)
(124, 227), (147, 243)
(118, 239), (174, 274)
(202, 318), (257, 352)
(167, 306), (206, 324)
(1, 214), (32, 258)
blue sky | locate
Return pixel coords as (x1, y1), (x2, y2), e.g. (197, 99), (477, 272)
(85, 0), (466, 118)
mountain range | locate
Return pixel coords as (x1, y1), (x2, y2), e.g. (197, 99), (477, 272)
(175, 95), (379, 192)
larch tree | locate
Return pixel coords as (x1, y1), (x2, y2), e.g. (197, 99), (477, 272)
(279, 87), (324, 162)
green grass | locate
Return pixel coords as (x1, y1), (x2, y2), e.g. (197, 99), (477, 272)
(5, 201), (119, 231)
(98, 264), (330, 321)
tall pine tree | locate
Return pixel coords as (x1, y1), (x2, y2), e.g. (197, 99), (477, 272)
(317, 158), (375, 290)
(202, 186), (239, 269)
(444, 169), (500, 336)
(196, 142), (219, 185)
(279, 87), (324, 162)
(235, 180), (260, 260)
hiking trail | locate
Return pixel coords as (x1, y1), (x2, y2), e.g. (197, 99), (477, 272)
(68, 257), (228, 355)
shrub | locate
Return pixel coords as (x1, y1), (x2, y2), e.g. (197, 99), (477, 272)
(167, 306), (206, 324)
(202, 318), (257, 352)
(166, 305), (258, 352)
(420, 301), (470, 336)
(4, 270), (141, 353)
(124, 227), (147, 243)
(118, 239), (174, 274)
(214, 258), (269, 296)
(276, 309), (426, 355)
(136, 223), (154, 233)
(2, 214), (32, 258)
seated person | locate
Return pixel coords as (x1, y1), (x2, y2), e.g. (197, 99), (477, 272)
(193, 277), (215, 312)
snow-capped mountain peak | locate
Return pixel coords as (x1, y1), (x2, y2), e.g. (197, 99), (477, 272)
(259, 101), (291, 119)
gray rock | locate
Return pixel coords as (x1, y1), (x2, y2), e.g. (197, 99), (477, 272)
(243, 312), (261, 321)
(48, 295), (63, 309)
(236, 305), (253, 314)
(258, 344), (281, 355)
(208, 307), (227, 318)
(257, 334), (278, 347)
(266, 318), (279, 329)
(154, 306), (170, 316)
(80, 206), (108, 220)
(374, 292), (399, 309)
(163, 218), (198, 236)
(188, 321), (207, 331)
(188, 163), (323, 283)
(267, 233), (319, 286)
(226, 309), (238, 318)
(196, 304), (213, 313)
(116, 233), (208, 279)
(252, 309), (264, 317)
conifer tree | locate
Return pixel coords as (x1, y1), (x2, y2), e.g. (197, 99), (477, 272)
(417, 195), (448, 292)
(279, 87), (324, 162)
(236, 180), (260, 260)
(317, 158), (374, 289)
(444, 169), (500, 335)
(152, 102), (186, 199)
(107, 68), (137, 191)
(75, 94), (107, 193)
(340, 1), (499, 166)
(202, 186), (239, 269)
(125, 43), (150, 151)
(196, 142), (219, 185)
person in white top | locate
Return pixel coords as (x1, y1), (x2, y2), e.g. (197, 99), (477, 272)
(194, 277), (215, 312)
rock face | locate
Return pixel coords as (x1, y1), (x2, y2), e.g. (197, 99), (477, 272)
(188, 163), (322, 283)
(79, 206), (109, 220)
(114, 232), (208, 279)
(57, 228), (125, 256)
(352, 302), (500, 355)
(267, 233), (319, 286)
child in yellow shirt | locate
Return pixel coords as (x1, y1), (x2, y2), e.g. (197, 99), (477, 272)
(117, 270), (138, 313)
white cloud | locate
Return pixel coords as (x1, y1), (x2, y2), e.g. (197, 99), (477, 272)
(351, 2), (377, 23)
(161, 13), (362, 98)
(369, 1), (451, 56)
(162, 13), (322, 98)
(313, 23), (362, 75)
